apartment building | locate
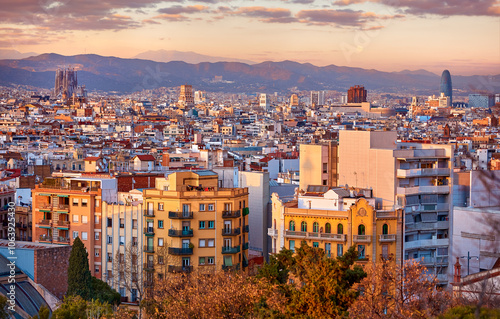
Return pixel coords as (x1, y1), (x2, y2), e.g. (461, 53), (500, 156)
(269, 186), (403, 266)
(142, 171), (249, 280)
(299, 142), (338, 192)
(32, 175), (118, 279)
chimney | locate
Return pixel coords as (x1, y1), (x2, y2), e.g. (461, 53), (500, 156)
(454, 257), (462, 283)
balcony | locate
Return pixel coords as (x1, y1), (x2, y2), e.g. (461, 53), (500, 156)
(397, 185), (449, 195)
(144, 262), (155, 272)
(169, 211), (193, 219)
(397, 168), (450, 178)
(222, 210), (241, 218)
(39, 234), (52, 242)
(319, 233), (346, 242)
(168, 265), (193, 273)
(55, 220), (70, 228)
(357, 254), (370, 262)
(168, 247), (193, 255)
(222, 263), (240, 271)
(222, 246), (240, 254)
(242, 207), (249, 216)
(353, 235), (372, 243)
(58, 204), (70, 211)
(144, 227), (155, 236)
(168, 229), (194, 237)
(242, 242), (249, 250)
(267, 228), (278, 237)
(222, 228), (240, 236)
(405, 220), (449, 231)
(404, 238), (449, 250)
(144, 210), (155, 217)
(144, 245), (155, 253)
(379, 234), (396, 242)
(55, 236), (70, 244)
(436, 274), (448, 282)
(243, 225), (249, 233)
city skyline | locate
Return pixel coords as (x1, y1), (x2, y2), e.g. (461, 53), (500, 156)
(0, 0), (498, 76)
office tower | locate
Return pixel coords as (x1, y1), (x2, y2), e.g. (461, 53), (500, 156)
(143, 171), (249, 279)
(347, 85), (367, 103)
(310, 91), (325, 107)
(32, 176), (118, 280)
(179, 85), (194, 108)
(468, 94), (495, 108)
(194, 90), (207, 104)
(440, 70), (453, 105)
(299, 142), (338, 192)
(338, 130), (453, 286)
(54, 68), (78, 98)
(259, 93), (270, 109)
(269, 186), (403, 267)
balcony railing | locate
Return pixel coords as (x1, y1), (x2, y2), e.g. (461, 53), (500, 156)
(144, 245), (155, 253)
(168, 247), (193, 255)
(222, 263), (240, 271)
(397, 168), (450, 178)
(56, 236), (70, 243)
(58, 204), (70, 210)
(169, 211), (193, 219)
(357, 254), (370, 262)
(319, 233), (347, 241)
(222, 246), (240, 254)
(39, 219), (51, 225)
(268, 228), (278, 237)
(168, 265), (193, 273)
(222, 210), (241, 218)
(284, 230), (347, 242)
(396, 185), (449, 195)
(222, 228), (240, 236)
(144, 210), (155, 217)
(379, 234), (396, 242)
(168, 229), (194, 237)
(144, 227), (155, 236)
(144, 262), (155, 271)
(242, 242), (249, 250)
(353, 235), (372, 243)
(55, 220), (70, 227)
(243, 225), (249, 233)
(39, 235), (52, 242)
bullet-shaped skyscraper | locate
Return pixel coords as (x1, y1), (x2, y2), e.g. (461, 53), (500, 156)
(440, 70), (452, 105)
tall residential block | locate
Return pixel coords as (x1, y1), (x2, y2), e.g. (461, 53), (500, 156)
(179, 84), (194, 108)
(143, 171), (249, 280)
(347, 85), (367, 103)
(299, 142), (338, 192)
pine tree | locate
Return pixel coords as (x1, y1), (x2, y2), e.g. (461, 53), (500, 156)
(67, 236), (92, 299)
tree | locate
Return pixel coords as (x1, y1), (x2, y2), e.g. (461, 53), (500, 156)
(52, 296), (112, 319)
(0, 295), (9, 319)
(349, 259), (452, 319)
(438, 305), (500, 319)
(31, 305), (50, 319)
(67, 237), (92, 299)
(91, 277), (120, 306)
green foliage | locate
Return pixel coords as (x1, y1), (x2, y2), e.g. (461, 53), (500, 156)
(257, 248), (294, 285)
(31, 305), (50, 319)
(52, 296), (87, 319)
(0, 295), (9, 319)
(90, 277), (121, 306)
(67, 237), (92, 299)
(438, 305), (500, 319)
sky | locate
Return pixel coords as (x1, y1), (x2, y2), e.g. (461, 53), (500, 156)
(0, 0), (499, 75)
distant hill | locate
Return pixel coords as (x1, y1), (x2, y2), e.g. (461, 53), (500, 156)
(0, 53), (497, 94)
(0, 49), (38, 60)
(133, 50), (255, 65)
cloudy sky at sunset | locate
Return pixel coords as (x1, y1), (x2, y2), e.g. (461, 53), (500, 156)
(0, 0), (498, 75)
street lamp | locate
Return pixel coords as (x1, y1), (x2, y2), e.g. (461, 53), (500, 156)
(460, 251), (479, 276)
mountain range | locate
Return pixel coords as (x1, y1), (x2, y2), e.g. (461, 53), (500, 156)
(0, 53), (498, 94)
(133, 50), (255, 65)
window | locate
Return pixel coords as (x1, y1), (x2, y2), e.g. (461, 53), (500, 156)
(95, 249), (99, 257)
(132, 237), (138, 246)
(82, 232), (88, 240)
(208, 221), (215, 229)
(322, 180), (327, 185)
(120, 218), (124, 228)
(358, 245), (365, 259)
(325, 243), (331, 257)
(289, 220), (295, 231)
(107, 253), (112, 262)
(158, 238), (164, 247)
(207, 257), (215, 265)
(337, 244), (343, 257)
(95, 216), (99, 224)
(199, 257), (206, 265)
(158, 256), (164, 264)
(199, 204), (206, 211)
(313, 242), (319, 248)
(73, 214), (79, 223)
(132, 219), (137, 229)
(95, 233), (99, 240)
(382, 224), (389, 235)
(199, 239), (206, 247)
(289, 240), (295, 252)
(82, 199), (88, 207)
(107, 236), (112, 244)
(199, 221), (206, 229)
(107, 218), (112, 227)
(158, 220), (164, 229)
(358, 225), (365, 235)
(313, 222), (319, 233)
(72, 198), (79, 206)
(337, 223), (343, 234)
(322, 163), (328, 173)
(325, 223), (332, 234)
(208, 239), (215, 247)
(120, 236), (125, 245)
(73, 231), (79, 239)
(95, 265), (99, 273)
(301, 221), (307, 232)
(208, 204), (214, 211)
(158, 203), (164, 211)
(95, 199), (100, 207)
(82, 215), (88, 224)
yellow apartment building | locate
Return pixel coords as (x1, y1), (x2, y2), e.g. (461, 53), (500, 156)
(143, 171), (249, 279)
(269, 186), (403, 266)
(32, 175), (118, 280)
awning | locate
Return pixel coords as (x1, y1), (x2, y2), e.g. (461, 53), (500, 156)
(39, 193), (51, 196)
(57, 194), (69, 198)
(39, 209), (51, 213)
(57, 211), (68, 214)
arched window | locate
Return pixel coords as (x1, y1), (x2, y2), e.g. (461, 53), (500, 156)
(313, 222), (319, 233)
(337, 223), (344, 234)
(289, 220), (295, 231)
(358, 224), (365, 235)
(325, 223), (331, 234)
(301, 221), (307, 232)
(382, 224), (388, 235)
